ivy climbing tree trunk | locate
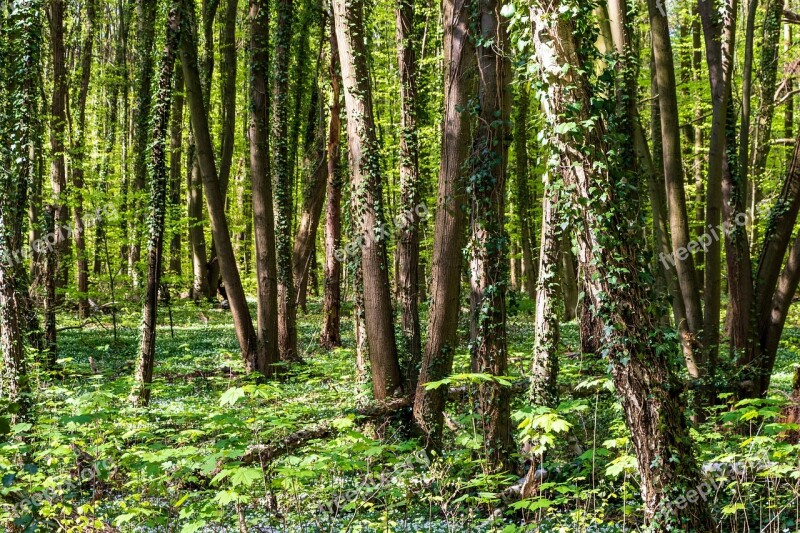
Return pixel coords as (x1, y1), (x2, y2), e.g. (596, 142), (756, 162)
(467, 0), (513, 473)
(249, 0), (279, 375)
(180, 0), (260, 370)
(412, 0), (475, 445)
(321, 23), (343, 349)
(71, 0), (95, 319)
(131, 2), (182, 406)
(130, 0), (158, 286)
(273, 0), (299, 362)
(333, 0), (403, 400)
(530, 0), (715, 527)
(395, 0), (423, 389)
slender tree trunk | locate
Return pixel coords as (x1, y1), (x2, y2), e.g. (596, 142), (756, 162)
(131, 4), (182, 406)
(202, 0), (221, 299)
(646, 0), (705, 376)
(467, 0), (513, 473)
(412, 0), (475, 444)
(170, 64), (184, 276)
(531, 1), (715, 526)
(130, 0), (158, 286)
(218, 0), (238, 203)
(321, 24), (343, 349)
(249, 0), (279, 375)
(292, 84), (327, 315)
(559, 231), (578, 321)
(514, 84), (536, 299)
(187, 134), (209, 299)
(395, 0), (423, 389)
(71, 0), (95, 319)
(333, 0), (403, 400)
(180, 0), (260, 369)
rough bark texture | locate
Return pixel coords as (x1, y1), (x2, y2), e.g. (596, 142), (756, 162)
(412, 0), (475, 445)
(131, 4), (182, 406)
(321, 24), (343, 349)
(249, 0), (279, 375)
(333, 0), (403, 400)
(530, 1), (715, 527)
(180, 0), (259, 369)
(395, 0), (423, 389)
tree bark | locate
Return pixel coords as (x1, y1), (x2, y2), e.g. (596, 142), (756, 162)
(333, 0), (403, 400)
(169, 64), (184, 276)
(131, 3), (182, 406)
(395, 0), (423, 389)
(218, 0), (238, 204)
(514, 84), (536, 300)
(273, 0), (299, 362)
(249, 0), (280, 375)
(321, 24), (343, 349)
(412, 0), (475, 445)
(180, 0), (260, 369)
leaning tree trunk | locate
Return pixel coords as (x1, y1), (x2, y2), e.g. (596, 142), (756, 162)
(333, 0), (403, 400)
(249, 0), (280, 375)
(180, 0), (260, 370)
(467, 0), (513, 473)
(130, 0), (158, 286)
(131, 3), (182, 406)
(395, 0), (423, 389)
(530, 1), (715, 527)
(321, 23), (343, 349)
(72, 0), (95, 319)
(412, 0), (475, 445)
(292, 83), (327, 315)
(273, 0), (299, 362)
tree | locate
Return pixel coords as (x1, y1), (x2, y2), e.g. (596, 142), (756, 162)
(180, 0), (260, 370)
(249, 0), (279, 375)
(320, 22), (343, 350)
(412, 0), (476, 445)
(333, 0), (403, 400)
(513, 84), (536, 300)
(131, 1), (182, 406)
(530, 0), (714, 526)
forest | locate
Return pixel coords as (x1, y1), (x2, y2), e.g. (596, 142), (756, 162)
(3, 0), (800, 530)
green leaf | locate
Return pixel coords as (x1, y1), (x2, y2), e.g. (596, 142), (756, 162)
(219, 387), (245, 407)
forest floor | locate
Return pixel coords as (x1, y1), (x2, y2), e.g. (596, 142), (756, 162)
(3, 297), (800, 532)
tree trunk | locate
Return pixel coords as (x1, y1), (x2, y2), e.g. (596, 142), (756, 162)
(72, 0), (96, 319)
(333, 0), (403, 400)
(514, 84), (536, 300)
(530, 1), (715, 526)
(559, 231), (578, 321)
(321, 23), (343, 349)
(273, 0), (299, 362)
(468, 0), (513, 473)
(412, 0), (475, 445)
(170, 63), (184, 276)
(395, 0), (423, 389)
(187, 135), (209, 299)
(249, 0), (280, 375)
(202, 0), (221, 299)
(646, 0), (705, 376)
(180, 0), (260, 369)
(130, 0), (158, 287)
(218, 0), (238, 203)
(131, 3), (182, 406)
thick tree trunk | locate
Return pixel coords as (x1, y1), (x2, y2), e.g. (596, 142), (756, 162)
(273, 0), (299, 362)
(180, 0), (260, 369)
(395, 0), (423, 389)
(468, 0), (513, 473)
(412, 0), (475, 444)
(531, 1), (715, 527)
(249, 0), (280, 375)
(130, 0), (158, 286)
(292, 85), (327, 315)
(321, 24), (343, 349)
(131, 4), (182, 406)
(72, 0), (95, 319)
(333, 0), (403, 400)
